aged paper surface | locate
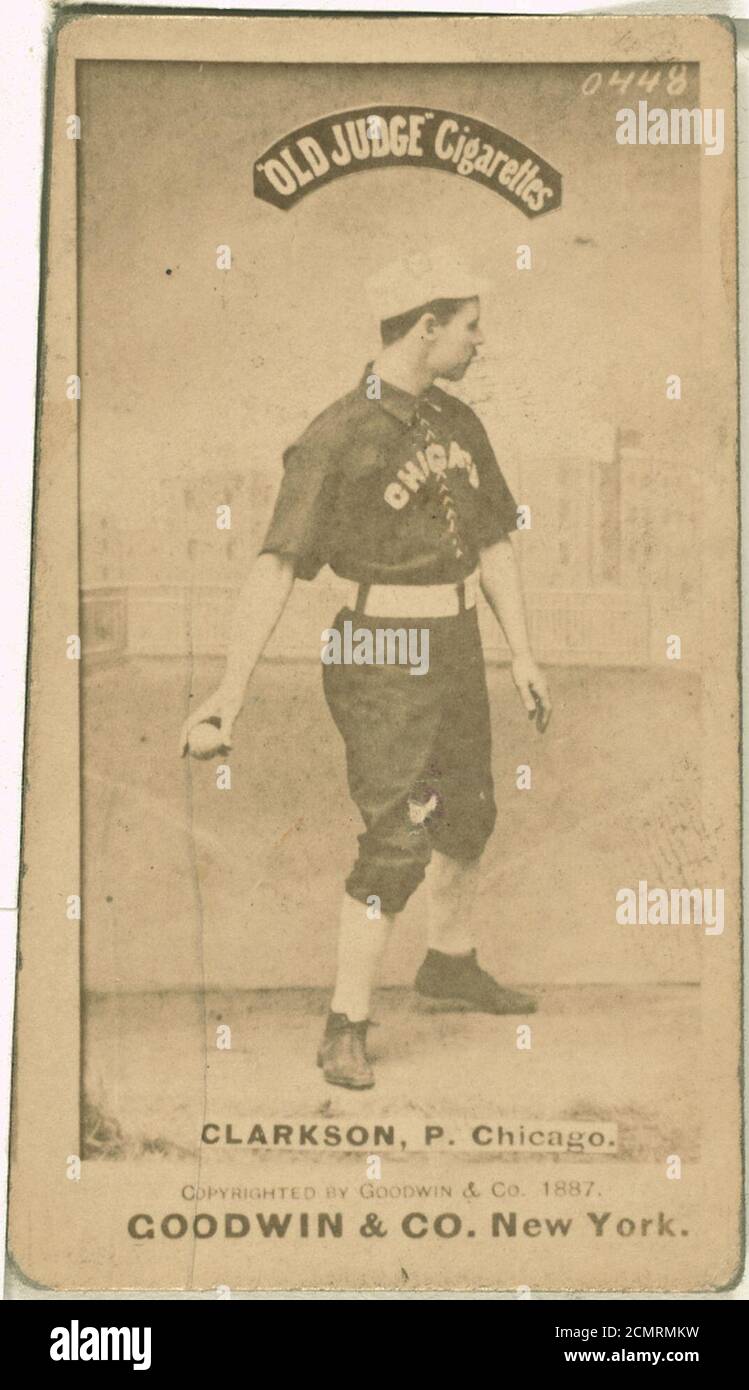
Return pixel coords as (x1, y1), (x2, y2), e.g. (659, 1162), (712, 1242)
(9, 12), (741, 1294)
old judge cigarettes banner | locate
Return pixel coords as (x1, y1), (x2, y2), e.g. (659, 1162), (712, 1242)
(254, 106), (563, 216)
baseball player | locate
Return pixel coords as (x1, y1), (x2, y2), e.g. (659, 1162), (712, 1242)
(181, 248), (551, 1090)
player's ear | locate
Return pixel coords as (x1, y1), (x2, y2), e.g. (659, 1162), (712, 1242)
(418, 312), (440, 341)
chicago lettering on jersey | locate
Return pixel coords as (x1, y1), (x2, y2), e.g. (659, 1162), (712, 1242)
(384, 439), (479, 511)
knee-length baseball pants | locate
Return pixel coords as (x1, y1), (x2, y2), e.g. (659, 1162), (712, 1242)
(322, 604), (497, 915)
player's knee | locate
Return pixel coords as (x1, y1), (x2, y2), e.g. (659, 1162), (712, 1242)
(347, 861), (429, 916)
(346, 833), (431, 916)
(433, 788), (496, 862)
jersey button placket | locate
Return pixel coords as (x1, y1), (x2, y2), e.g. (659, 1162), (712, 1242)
(413, 406), (465, 561)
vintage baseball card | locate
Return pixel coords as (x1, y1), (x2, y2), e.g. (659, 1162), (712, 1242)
(7, 9), (742, 1295)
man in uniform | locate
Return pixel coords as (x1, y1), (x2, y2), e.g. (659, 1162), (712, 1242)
(181, 248), (551, 1090)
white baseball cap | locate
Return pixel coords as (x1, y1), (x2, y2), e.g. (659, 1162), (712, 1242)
(365, 247), (491, 323)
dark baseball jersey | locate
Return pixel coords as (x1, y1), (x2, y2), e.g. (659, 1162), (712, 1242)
(259, 365), (518, 586)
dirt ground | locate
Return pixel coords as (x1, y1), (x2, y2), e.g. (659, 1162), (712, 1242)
(84, 980), (700, 1165)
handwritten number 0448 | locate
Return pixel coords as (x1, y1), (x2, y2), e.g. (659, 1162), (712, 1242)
(581, 65), (688, 97)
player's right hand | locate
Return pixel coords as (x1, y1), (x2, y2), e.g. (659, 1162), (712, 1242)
(179, 685), (243, 758)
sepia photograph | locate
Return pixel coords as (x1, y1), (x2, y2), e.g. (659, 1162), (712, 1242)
(8, 10), (741, 1295)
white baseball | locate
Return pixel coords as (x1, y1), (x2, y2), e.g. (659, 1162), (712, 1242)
(187, 721), (227, 760)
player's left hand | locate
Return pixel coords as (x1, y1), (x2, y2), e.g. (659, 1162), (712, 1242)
(511, 654), (552, 733)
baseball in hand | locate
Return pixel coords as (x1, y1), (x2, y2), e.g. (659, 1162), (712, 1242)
(186, 718), (230, 761)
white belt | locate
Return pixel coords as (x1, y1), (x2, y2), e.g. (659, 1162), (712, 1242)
(345, 568), (479, 619)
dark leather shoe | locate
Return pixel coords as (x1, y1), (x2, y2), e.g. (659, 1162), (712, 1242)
(316, 1011), (375, 1089)
(414, 949), (537, 1014)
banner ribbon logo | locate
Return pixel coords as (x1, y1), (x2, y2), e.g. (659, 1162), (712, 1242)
(254, 106), (562, 217)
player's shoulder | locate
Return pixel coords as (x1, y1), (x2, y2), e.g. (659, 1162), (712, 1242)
(289, 383), (371, 460)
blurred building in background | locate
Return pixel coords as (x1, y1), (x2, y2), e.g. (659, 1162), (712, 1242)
(81, 418), (701, 670)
